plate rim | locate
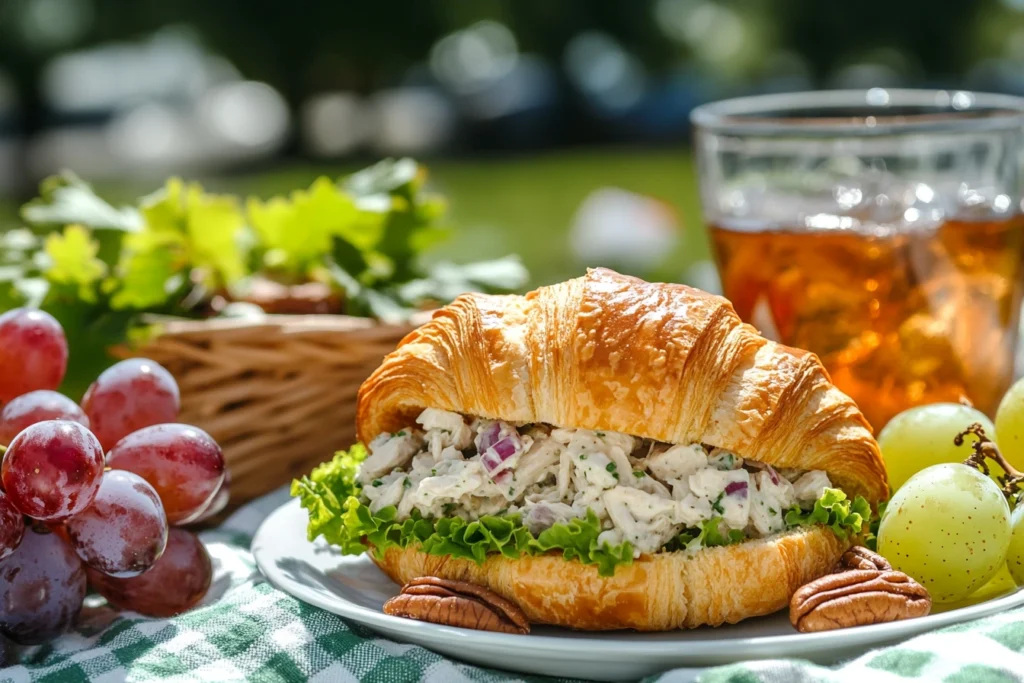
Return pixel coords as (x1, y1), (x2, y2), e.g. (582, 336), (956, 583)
(254, 497), (1024, 657)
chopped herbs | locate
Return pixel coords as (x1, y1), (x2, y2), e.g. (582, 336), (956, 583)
(768, 507), (777, 515)
(402, 477), (412, 489)
(633, 470), (645, 478)
(579, 454), (588, 460)
(396, 430), (407, 437)
(605, 462), (617, 473)
(712, 492), (725, 514)
(431, 469), (437, 476)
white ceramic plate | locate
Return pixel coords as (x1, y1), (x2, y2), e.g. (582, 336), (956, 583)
(254, 499), (1024, 681)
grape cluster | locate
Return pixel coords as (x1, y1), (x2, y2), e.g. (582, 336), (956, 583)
(877, 394), (1024, 603)
(0, 308), (225, 646)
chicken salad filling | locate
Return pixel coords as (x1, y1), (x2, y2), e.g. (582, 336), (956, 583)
(354, 408), (842, 557)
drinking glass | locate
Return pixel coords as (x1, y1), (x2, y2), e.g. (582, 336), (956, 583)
(691, 89), (1024, 430)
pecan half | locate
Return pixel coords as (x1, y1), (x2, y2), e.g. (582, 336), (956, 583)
(383, 576), (530, 634)
(832, 546), (892, 573)
(790, 570), (931, 633)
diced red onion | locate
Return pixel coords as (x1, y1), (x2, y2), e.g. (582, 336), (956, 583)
(725, 481), (748, 498)
(766, 465), (780, 485)
(480, 433), (524, 480)
(476, 421), (504, 454)
(493, 469), (512, 485)
(492, 437), (518, 459)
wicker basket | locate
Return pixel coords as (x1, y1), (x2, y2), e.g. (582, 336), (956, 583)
(120, 314), (422, 506)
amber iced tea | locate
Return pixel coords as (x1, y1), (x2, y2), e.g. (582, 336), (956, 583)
(711, 217), (1024, 429)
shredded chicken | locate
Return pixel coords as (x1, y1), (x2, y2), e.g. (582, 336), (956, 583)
(358, 408), (835, 556)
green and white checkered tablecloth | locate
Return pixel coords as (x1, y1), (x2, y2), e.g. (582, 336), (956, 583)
(3, 487), (1024, 683)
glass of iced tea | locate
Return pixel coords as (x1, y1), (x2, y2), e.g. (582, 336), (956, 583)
(691, 89), (1024, 430)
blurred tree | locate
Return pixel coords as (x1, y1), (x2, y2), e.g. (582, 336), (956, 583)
(776, 0), (979, 82)
(0, 0), (1021, 188)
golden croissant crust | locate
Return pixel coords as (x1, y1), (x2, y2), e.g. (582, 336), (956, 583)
(372, 525), (850, 630)
(358, 268), (888, 503)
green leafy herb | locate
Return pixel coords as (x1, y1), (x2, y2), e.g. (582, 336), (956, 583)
(43, 225), (107, 303)
(246, 177), (380, 279)
(784, 488), (872, 540)
(10, 158), (528, 399)
(532, 509), (634, 577)
(289, 444), (368, 555)
(605, 462), (617, 473)
(21, 171), (141, 231)
(633, 470), (645, 478)
(711, 492), (725, 514)
(673, 518), (746, 551)
(864, 500), (888, 551)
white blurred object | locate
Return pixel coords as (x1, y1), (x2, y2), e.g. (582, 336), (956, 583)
(684, 260), (723, 296)
(369, 88), (455, 155)
(32, 28), (290, 179)
(430, 21), (519, 95)
(569, 188), (679, 272)
(199, 81), (290, 151)
(102, 82), (290, 175)
(564, 33), (647, 114)
(302, 92), (370, 156)
(43, 29), (231, 114)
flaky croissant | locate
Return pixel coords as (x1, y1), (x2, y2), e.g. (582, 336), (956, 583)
(358, 268), (888, 502)
(357, 268), (888, 630)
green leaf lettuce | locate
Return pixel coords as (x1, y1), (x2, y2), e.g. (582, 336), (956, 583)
(294, 448), (874, 578)
(784, 487), (871, 540)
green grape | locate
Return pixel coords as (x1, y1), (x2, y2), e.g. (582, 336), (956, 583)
(877, 463), (1011, 603)
(878, 403), (996, 491)
(994, 378), (1024, 476)
(1009, 505), (1024, 586)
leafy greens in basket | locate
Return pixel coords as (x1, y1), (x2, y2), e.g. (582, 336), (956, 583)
(0, 158), (528, 398)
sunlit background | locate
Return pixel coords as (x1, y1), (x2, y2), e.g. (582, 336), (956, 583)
(3, 0), (1024, 287)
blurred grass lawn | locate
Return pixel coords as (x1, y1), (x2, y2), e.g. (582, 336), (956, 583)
(2, 147), (710, 288)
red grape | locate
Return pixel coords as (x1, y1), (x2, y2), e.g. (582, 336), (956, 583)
(0, 309), (68, 404)
(65, 471), (168, 578)
(1, 421), (105, 521)
(0, 390), (90, 445)
(0, 526), (86, 644)
(87, 528), (211, 617)
(190, 470), (231, 524)
(106, 424), (224, 524)
(81, 359), (180, 451)
(0, 491), (24, 560)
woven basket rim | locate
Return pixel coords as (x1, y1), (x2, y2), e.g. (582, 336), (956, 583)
(143, 311), (433, 336)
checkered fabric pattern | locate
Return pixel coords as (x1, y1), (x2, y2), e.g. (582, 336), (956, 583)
(2, 487), (1023, 683)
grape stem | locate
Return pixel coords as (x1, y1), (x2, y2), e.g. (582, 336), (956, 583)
(954, 423), (1024, 499)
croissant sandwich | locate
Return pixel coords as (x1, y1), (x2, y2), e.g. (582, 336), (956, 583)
(294, 268), (888, 631)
